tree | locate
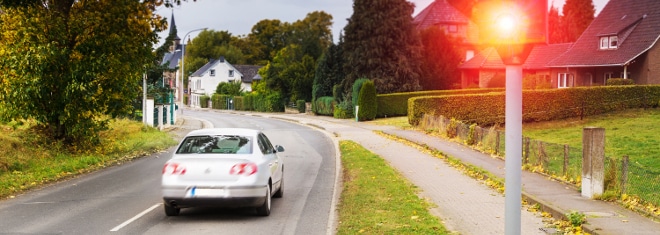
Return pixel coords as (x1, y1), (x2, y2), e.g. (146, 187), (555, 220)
(562, 0), (595, 42)
(313, 41), (344, 103)
(419, 27), (462, 90)
(357, 80), (377, 121)
(215, 80), (244, 96)
(548, 6), (568, 44)
(248, 19), (291, 64)
(182, 30), (248, 89)
(341, 0), (423, 96)
(0, 0), (166, 144)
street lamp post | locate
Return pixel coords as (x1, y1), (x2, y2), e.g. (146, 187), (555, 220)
(180, 27), (207, 108)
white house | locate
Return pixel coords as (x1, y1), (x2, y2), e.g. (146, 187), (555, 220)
(189, 56), (245, 107)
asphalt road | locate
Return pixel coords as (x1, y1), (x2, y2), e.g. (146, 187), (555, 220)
(0, 110), (337, 235)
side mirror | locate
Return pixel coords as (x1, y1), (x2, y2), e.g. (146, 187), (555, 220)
(275, 145), (285, 153)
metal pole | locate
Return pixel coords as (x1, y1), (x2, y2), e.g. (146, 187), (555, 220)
(504, 64), (522, 235)
(143, 72), (147, 126)
(180, 28), (207, 109)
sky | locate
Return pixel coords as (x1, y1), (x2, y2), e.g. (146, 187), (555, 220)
(155, 0), (609, 47)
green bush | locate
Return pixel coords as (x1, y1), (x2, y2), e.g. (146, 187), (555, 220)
(296, 100), (306, 113)
(313, 96), (335, 116)
(211, 94), (230, 109)
(376, 88), (504, 118)
(199, 95), (210, 108)
(234, 96), (244, 110)
(408, 85), (660, 126)
(183, 95), (189, 106)
(352, 78), (369, 106)
(606, 78), (635, 86)
(243, 95), (254, 111)
(357, 80), (377, 121)
(334, 100), (354, 119)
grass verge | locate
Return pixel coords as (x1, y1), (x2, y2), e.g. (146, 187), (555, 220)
(0, 118), (178, 199)
(336, 140), (450, 234)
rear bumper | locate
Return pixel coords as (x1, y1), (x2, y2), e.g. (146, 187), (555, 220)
(162, 185), (267, 208)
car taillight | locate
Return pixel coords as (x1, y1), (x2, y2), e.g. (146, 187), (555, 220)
(229, 163), (257, 176)
(163, 163), (186, 175)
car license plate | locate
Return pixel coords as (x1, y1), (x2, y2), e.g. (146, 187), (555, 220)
(186, 187), (227, 198)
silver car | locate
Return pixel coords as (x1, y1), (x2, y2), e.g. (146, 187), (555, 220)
(162, 128), (284, 216)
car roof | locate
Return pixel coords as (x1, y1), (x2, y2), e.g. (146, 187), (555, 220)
(184, 128), (261, 137)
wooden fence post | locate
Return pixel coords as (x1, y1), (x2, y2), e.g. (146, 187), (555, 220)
(523, 137), (530, 165)
(621, 155), (629, 194)
(495, 131), (500, 155)
(564, 145), (570, 177)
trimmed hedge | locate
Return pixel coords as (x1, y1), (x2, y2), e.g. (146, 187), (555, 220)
(234, 96), (244, 110)
(199, 95), (210, 108)
(377, 88), (504, 118)
(296, 100), (306, 113)
(211, 94), (230, 109)
(313, 96), (335, 116)
(408, 85), (660, 126)
(606, 78), (635, 86)
(357, 80), (377, 121)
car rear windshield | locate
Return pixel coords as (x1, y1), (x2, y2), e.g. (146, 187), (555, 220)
(176, 135), (253, 154)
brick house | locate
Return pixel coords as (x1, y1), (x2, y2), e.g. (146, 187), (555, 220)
(547, 0), (660, 87)
(460, 0), (660, 89)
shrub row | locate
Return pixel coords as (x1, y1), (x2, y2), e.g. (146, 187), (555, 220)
(199, 95), (210, 108)
(211, 94), (230, 109)
(313, 96), (335, 116)
(408, 85), (660, 126)
(377, 88), (504, 118)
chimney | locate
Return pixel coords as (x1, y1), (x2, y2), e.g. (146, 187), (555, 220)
(219, 56), (225, 63)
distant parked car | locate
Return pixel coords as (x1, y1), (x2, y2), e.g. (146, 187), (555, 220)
(162, 128), (284, 216)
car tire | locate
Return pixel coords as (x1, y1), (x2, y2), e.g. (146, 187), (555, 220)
(256, 184), (271, 216)
(164, 203), (180, 216)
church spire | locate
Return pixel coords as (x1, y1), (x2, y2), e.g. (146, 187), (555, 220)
(169, 11), (180, 41)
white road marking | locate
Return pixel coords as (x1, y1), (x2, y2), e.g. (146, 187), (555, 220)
(110, 203), (161, 232)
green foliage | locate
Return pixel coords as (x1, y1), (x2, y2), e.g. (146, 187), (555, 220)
(211, 94), (230, 109)
(446, 118), (459, 138)
(341, 0), (422, 95)
(407, 85), (660, 126)
(296, 100), (306, 113)
(233, 96), (245, 111)
(215, 80), (245, 96)
(313, 96), (335, 116)
(467, 124), (478, 145)
(334, 100), (354, 119)
(313, 42), (344, 105)
(357, 80), (377, 121)
(418, 27), (462, 90)
(606, 78), (635, 86)
(243, 91), (284, 112)
(562, 0), (596, 42)
(487, 74), (506, 88)
(337, 140), (449, 234)
(199, 95), (210, 108)
(352, 78), (370, 107)
(0, 1), (165, 145)
(566, 211), (587, 227)
(523, 74), (553, 90)
(376, 88), (504, 118)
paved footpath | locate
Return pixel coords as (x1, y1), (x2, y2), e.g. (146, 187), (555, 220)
(181, 110), (660, 234)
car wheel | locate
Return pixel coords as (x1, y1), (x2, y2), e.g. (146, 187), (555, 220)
(256, 184), (271, 216)
(273, 177), (283, 198)
(164, 203), (180, 216)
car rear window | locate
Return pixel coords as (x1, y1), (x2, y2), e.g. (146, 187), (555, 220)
(176, 135), (253, 154)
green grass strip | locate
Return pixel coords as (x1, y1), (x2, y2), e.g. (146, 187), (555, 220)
(337, 140), (450, 234)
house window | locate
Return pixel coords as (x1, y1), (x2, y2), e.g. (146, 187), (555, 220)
(599, 36), (618, 49)
(229, 70), (234, 77)
(210, 69), (216, 77)
(558, 73), (573, 88)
